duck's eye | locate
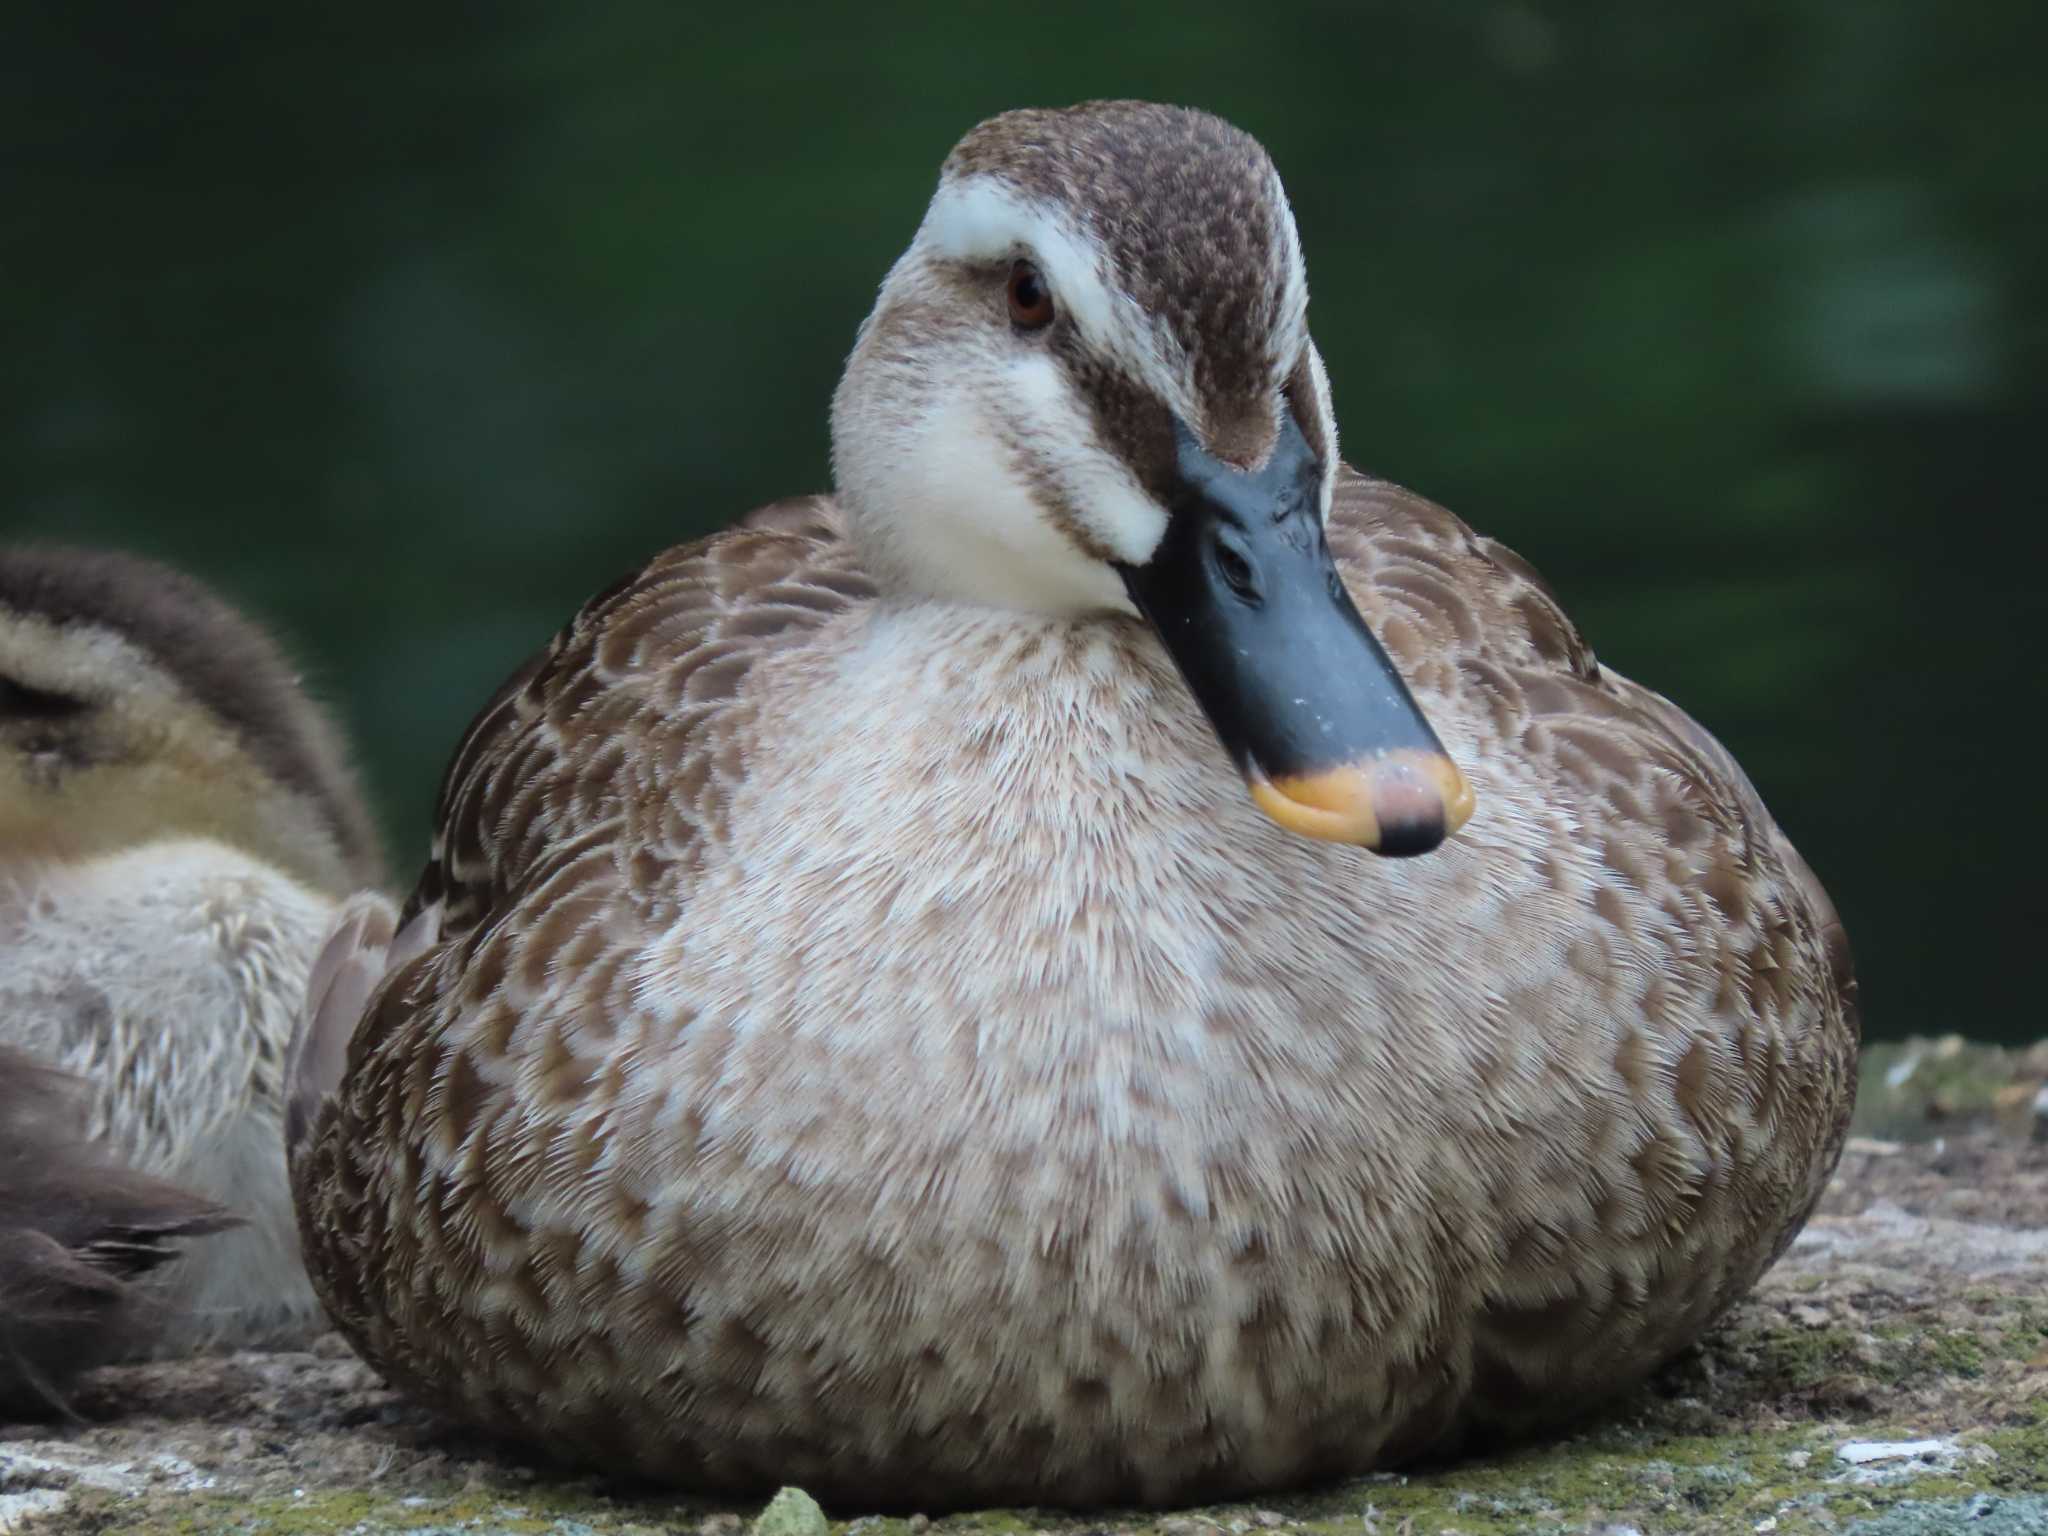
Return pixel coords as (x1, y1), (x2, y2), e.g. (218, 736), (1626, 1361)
(0, 675), (89, 722)
(1007, 261), (1055, 331)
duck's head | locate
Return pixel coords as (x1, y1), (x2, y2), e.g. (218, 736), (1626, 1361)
(0, 547), (383, 896)
(832, 100), (1473, 856)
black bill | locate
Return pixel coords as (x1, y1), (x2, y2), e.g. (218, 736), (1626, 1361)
(1117, 409), (1474, 856)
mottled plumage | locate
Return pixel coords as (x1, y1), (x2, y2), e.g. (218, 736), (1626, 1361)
(289, 102), (1857, 1509)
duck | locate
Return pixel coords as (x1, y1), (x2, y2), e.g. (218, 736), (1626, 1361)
(287, 100), (1859, 1510)
(0, 1046), (238, 1414)
(0, 544), (385, 1357)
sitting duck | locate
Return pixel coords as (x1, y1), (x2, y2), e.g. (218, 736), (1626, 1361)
(289, 101), (1857, 1509)
(1, 545), (384, 1357)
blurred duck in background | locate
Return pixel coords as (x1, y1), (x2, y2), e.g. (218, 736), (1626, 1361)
(0, 546), (383, 1382)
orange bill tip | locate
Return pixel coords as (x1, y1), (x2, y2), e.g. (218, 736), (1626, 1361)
(1247, 749), (1474, 856)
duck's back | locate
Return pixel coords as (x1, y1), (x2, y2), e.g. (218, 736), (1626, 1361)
(1325, 468), (1857, 1405)
(291, 474), (1856, 1508)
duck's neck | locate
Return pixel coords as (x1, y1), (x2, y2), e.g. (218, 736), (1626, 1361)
(844, 519), (1133, 622)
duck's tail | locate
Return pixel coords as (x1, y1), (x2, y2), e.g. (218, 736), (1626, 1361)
(285, 890), (403, 1164)
(0, 1049), (240, 1414)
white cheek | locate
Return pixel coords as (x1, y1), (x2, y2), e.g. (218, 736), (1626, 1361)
(870, 383), (1134, 616)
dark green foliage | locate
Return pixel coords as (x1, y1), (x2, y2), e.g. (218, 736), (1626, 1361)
(2, 1), (2038, 1041)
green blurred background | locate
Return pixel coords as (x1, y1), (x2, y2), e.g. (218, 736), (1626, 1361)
(2, 2), (2038, 1042)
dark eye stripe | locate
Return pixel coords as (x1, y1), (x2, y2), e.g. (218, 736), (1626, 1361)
(0, 675), (90, 721)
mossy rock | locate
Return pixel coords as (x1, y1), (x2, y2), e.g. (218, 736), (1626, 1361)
(13, 1076), (2044, 1536)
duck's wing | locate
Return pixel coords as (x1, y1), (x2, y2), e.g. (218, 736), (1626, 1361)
(0, 1049), (238, 1414)
(1330, 462), (1786, 851)
(1327, 461), (1859, 1144)
(1326, 465), (1601, 693)
(401, 497), (872, 950)
(286, 499), (872, 1162)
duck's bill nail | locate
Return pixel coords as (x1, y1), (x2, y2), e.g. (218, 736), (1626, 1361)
(1118, 407), (1474, 856)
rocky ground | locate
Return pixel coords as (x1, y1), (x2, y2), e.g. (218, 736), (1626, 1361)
(4, 1037), (2045, 1536)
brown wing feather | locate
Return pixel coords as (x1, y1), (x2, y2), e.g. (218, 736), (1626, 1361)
(1333, 466), (1790, 860)
(1330, 466), (1859, 1416)
(293, 497), (876, 1351)
(1326, 468), (1598, 691)
(1331, 461), (1855, 1028)
(0, 1049), (239, 1414)
(405, 497), (872, 944)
